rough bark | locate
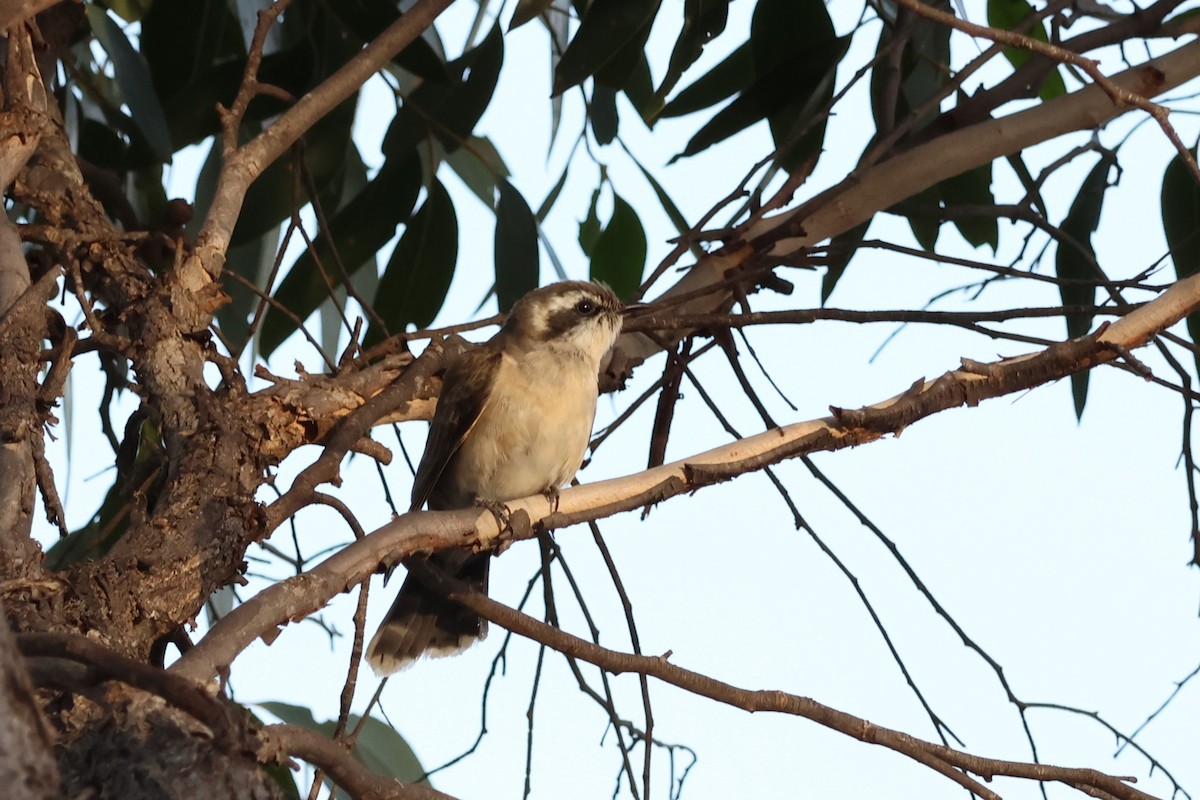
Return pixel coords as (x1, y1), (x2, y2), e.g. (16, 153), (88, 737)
(0, 599), (59, 800)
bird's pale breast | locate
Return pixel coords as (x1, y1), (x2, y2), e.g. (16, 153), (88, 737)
(445, 347), (598, 505)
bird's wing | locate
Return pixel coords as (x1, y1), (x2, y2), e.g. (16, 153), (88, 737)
(409, 345), (502, 512)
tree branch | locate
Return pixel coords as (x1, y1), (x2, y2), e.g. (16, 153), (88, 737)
(606, 34), (1200, 376)
(260, 724), (457, 800)
(406, 564), (1158, 800)
(191, 0), (457, 283)
(171, 267), (1200, 683)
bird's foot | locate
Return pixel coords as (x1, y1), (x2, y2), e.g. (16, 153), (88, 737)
(542, 485), (561, 514)
(474, 498), (512, 553)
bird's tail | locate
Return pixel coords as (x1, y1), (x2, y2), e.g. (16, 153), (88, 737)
(366, 552), (490, 675)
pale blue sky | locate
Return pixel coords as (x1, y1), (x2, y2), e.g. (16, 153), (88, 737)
(35, 1), (1200, 798)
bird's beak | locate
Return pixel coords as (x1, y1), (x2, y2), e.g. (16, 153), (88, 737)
(619, 301), (650, 334)
(621, 301), (650, 315)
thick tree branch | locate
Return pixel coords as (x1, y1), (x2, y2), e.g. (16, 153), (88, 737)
(260, 724), (457, 800)
(747, 37), (1200, 257)
(0, 599), (59, 800)
(607, 35), (1200, 376)
(171, 267), (1200, 683)
(0, 1), (60, 31)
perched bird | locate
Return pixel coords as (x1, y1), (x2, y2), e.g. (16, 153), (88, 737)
(366, 281), (625, 675)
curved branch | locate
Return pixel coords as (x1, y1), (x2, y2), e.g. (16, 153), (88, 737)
(260, 724), (456, 800)
(406, 566), (1159, 800)
(171, 267), (1200, 683)
(747, 37), (1200, 258)
(191, 0), (456, 282)
(607, 35), (1200, 375)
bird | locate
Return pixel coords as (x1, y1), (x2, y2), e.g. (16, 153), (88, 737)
(366, 280), (625, 675)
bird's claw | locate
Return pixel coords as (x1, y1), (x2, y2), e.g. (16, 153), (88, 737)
(542, 485), (561, 513)
(474, 498), (512, 553)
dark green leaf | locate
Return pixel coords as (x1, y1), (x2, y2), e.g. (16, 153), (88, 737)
(590, 84), (619, 145)
(871, 2), (951, 136)
(1056, 154), (1113, 419)
(140, 0), (245, 112)
(590, 194), (646, 299)
(383, 26), (504, 159)
(766, 38), (845, 172)
(623, 145), (694, 251)
(907, 185), (941, 251)
(325, 0), (450, 81)
(1160, 144), (1200, 379)
(594, 3), (660, 90)
(986, 0), (1066, 100)
(668, 77), (774, 162)
(750, 0), (834, 72)
(366, 179), (459, 346)
(578, 187), (602, 258)
(651, 0), (731, 115)
(257, 703), (426, 787)
(622, 52), (656, 121)
(658, 42), (752, 120)
(939, 162), (998, 251)
(215, 231), (277, 352)
(899, 5), (951, 114)
(495, 180), (541, 312)
(234, 97), (359, 246)
(144, 2), (365, 153)
(87, 6), (173, 160)
(670, 3), (843, 165)
(750, 0), (840, 171)
(553, 0), (660, 95)
(511, 0), (555, 30)
(261, 156), (422, 357)
(77, 117), (129, 172)
(341, 715), (426, 786)
(1162, 146), (1200, 279)
(822, 218), (872, 304)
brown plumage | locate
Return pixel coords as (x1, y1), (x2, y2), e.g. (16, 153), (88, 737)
(366, 281), (623, 674)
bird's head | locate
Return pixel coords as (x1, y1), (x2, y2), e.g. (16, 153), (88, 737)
(505, 281), (624, 365)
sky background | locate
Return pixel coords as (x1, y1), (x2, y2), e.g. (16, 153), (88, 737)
(31, 0), (1200, 798)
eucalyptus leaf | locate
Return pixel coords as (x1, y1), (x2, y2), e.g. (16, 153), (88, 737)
(87, 6), (174, 160)
(511, 0), (555, 30)
(590, 84), (619, 145)
(553, 0), (660, 95)
(495, 180), (541, 312)
(1055, 155), (1113, 419)
(366, 179), (460, 346)
(382, 26), (503, 160)
(579, 187), (603, 258)
(257, 703), (427, 787)
(1160, 145), (1200, 379)
(590, 194), (646, 299)
(651, 0), (731, 115)
(822, 218), (872, 304)
(261, 156), (422, 357)
(986, 0), (1067, 100)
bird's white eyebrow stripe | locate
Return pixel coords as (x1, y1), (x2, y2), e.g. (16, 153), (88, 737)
(543, 291), (590, 312)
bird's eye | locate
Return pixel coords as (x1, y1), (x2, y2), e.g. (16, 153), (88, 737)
(575, 299), (596, 316)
